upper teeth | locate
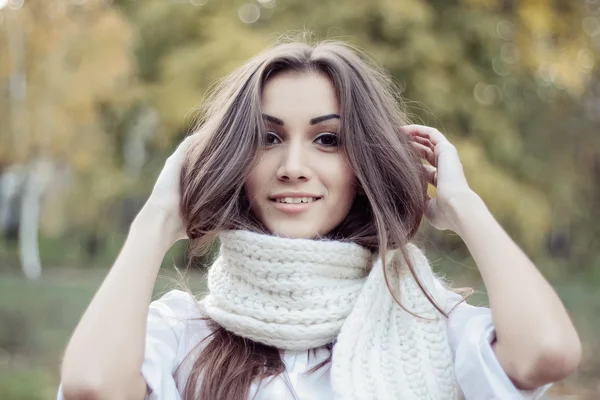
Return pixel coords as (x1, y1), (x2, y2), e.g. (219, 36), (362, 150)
(276, 197), (318, 204)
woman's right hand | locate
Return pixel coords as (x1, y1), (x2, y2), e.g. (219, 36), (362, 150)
(140, 133), (207, 244)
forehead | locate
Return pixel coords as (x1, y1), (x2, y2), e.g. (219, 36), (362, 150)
(261, 71), (339, 119)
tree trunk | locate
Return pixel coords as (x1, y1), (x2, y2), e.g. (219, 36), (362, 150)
(18, 159), (52, 280)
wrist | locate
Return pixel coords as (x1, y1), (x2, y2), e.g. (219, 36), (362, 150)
(132, 204), (183, 249)
(446, 191), (488, 236)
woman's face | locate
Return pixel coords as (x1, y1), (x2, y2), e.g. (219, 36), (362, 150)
(244, 71), (356, 239)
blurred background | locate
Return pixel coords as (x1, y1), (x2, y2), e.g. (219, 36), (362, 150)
(0, 0), (599, 398)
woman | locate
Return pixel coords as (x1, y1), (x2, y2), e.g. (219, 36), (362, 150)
(58, 40), (581, 400)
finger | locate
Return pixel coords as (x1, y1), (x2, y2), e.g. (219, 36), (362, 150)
(411, 142), (436, 166)
(401, 125), (449, 146)
(420, 163), (437, 186)
(410, 135), (435, 151)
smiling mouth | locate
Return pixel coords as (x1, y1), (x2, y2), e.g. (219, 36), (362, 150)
(268, 196), (322, 214)
(269, 197), (321, 204)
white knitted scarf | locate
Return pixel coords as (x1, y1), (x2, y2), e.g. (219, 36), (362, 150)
(201, 230), (460, 400)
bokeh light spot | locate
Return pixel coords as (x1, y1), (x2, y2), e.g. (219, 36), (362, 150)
(582, 17), (600, 36)
(474, 83), (502, 105)
(496, 20), (515, 41)
(238, 3), (260, 24)
(578, 48), (595, 72)
(501, 43), (520, 64)
(258, 0), (276, 8)
(8, 0), (24, 10)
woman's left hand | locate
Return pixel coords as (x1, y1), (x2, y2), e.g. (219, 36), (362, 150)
(401, 124), (480, 233)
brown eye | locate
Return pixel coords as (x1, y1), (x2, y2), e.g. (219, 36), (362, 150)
(314, 133), (339, 147)
(264, 132), (281, 146)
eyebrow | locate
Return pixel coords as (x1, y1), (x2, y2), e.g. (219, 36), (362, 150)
(262, 114), (340, 126)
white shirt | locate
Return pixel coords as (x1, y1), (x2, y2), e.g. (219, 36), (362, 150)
(57, 288), (553, 400)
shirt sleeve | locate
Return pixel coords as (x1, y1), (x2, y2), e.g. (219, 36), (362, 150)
(439, 282), (553, 400)
(142, 289), (204, 400)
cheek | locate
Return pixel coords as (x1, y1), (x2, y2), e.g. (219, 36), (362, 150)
(245, 172), (264, 202)
(322, 158), (355, 199)
(245, 155), (274, 199)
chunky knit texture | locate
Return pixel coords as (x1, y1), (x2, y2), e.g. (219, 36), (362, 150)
(201, 230), (461, 400)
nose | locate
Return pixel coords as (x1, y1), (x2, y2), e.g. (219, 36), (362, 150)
(276, 141), (312, 182)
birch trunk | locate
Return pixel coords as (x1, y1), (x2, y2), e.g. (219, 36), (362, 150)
(19, 159), (52, 280)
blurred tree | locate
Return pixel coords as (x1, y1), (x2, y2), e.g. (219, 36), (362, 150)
(114, 0), (592, 261)
(0, 0), (139, 276)
(257, 0), (597, 270)
(1, 0), (596, 275)
(105, 0), (599, 273)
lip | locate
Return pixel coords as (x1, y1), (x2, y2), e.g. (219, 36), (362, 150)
(268, 193), (322, 214)
(270, 192), (320, 198)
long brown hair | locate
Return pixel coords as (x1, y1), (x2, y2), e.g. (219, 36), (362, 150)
(178, 37), (467, 400)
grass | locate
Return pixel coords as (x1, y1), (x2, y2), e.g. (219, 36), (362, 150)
(0, 266), (597, 399)
(0, 266), (206, 400)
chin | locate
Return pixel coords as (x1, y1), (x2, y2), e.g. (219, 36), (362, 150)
(265, 222), (327, 239)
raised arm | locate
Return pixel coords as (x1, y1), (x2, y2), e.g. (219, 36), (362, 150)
(450, 194), (581, 389)
(402, 124), (581, 390)
(60, 135), (202, 400)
